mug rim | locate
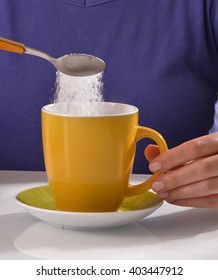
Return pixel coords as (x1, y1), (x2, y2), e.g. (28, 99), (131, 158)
(41, 102), (138, 118)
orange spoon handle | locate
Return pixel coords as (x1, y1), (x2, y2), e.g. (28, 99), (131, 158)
(0, 37), (25, 54)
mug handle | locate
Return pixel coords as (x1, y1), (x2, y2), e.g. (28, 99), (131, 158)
(126, 126), (168, 196)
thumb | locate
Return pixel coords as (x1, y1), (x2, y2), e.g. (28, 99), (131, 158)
(144, 144), (160, 162)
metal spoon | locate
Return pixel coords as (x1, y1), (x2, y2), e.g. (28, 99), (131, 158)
(0, 37), (105, 76)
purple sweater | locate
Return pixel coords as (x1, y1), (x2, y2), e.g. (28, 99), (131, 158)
(0, 0), (218, 173)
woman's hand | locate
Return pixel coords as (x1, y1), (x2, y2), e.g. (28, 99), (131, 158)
(145, 132), (218, 208)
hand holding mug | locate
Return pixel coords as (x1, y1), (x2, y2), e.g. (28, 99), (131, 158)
(145, 133), (218, 208)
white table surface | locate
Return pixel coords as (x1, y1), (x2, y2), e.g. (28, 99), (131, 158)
(0, 170), (218, 260)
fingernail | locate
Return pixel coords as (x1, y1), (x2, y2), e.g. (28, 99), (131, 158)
(158, 192), (168, 198)
(152, 181), (165, 192)
(149, 162), (162, 172)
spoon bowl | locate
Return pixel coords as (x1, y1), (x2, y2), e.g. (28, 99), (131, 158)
(55, 53), (105, 76)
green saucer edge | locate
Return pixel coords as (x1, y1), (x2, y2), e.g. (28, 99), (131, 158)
(16, 185), (162, 211)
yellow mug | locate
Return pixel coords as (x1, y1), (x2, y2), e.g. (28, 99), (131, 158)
(42, 102), (168, 212)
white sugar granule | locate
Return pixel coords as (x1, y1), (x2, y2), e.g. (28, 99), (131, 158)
(53, 71), (104, 116)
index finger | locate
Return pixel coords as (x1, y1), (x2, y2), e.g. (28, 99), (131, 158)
(149, 132), (218, 173)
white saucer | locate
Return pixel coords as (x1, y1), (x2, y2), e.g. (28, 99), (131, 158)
(15, 177), (162, 230)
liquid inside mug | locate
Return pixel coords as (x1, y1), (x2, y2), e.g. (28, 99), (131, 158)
(42, 102), (168, 212)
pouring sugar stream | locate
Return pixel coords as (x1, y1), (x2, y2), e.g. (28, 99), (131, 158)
(53, 71), (104, 116)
